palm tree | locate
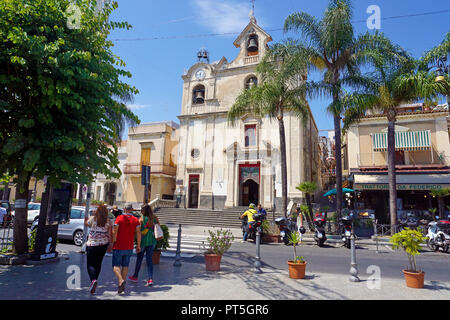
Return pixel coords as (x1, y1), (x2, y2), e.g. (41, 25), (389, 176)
(296, 181), (317, 227)
(228, 45), (309, 217)
(283, 0), (405, 221)
(342, 56), (449, 234)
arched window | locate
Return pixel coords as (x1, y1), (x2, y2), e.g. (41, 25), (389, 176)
(247, 34), (259, 56)
(245, 76), (258, 90)
(192, 85), (205, 104)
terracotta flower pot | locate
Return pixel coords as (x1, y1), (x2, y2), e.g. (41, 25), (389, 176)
(204, 253), (222, 271)
(287, 261), (307, 279)
(403, 270), (425, 289)
(152, 250), (161, 265)
(263, 235), (281, 243)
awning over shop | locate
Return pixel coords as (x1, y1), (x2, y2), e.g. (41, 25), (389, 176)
(371, 130), (431, 152)
(353, 173), (450, 191)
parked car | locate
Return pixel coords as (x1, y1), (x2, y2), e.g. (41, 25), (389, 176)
(31, 206), (95, 246)
(0, 200), (13, 227)
(11, 202), (41, 226)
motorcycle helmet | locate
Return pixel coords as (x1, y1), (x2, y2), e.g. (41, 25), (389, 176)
(249, 203), (256, 209)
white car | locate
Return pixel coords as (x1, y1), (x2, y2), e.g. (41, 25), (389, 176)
(31, 206), (95, 246)
(11, 202), (41, 226)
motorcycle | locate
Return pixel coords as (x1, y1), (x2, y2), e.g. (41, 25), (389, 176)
(398, 212), (420, 231)
(426, 219), (450, 253)
(340, 215), (354, 249)
(241, 213), (266, 242)
(275, 216), (300, 245)
(313, 212), (327, 247)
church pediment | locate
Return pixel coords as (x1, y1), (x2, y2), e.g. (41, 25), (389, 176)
(183, 62), (215, 81)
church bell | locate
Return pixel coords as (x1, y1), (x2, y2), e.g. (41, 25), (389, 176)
(247, 38), (258, 52)
(195, 91), (204, 101)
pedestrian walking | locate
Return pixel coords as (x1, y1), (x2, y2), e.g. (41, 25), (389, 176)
(84, 204), (113, 295)
(111, 205), (122, 218)
(111, 203), (141, 294)
(128, 204), (159, 287)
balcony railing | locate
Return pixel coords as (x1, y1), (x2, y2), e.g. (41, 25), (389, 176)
(244, 55), (259, 65)
(123, 163), (176, 176)
(356, 152), (449, 170)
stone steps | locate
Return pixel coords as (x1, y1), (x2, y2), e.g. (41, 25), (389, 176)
(154, 207), (287, 229)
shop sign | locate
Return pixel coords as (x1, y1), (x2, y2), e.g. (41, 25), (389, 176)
(355, 183), (450, 191)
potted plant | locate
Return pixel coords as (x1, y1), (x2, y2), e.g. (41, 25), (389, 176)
(286, 231), (307, 279)
(202, 228), (235, 271)
(153, 224), (170, 265)
(390, 228), (426, 288)
(261, 220), (281, 243)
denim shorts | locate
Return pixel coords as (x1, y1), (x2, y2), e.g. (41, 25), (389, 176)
(112, 249), (134, 267)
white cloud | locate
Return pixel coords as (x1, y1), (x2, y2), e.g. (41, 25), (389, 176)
(192, 0), (251, 34)
(127, 104), (149, 110)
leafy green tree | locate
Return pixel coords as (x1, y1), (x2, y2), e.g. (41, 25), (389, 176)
(0, 0), (139, 254)
(0, 172), (13, 200)
(283, 0), (405, 221)
(228, 44), (309, 217)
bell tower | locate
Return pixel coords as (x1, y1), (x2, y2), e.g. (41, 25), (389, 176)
(229, 4), (272, 68)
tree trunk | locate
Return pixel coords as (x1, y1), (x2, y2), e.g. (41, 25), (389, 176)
(438, 197), (445, 220)
(334, 114), (343, 221)
(13, 175), (31, 255)
(387, 116), (398, 235)
(278, 117), (288, 218)
(305, 193), (314, 230)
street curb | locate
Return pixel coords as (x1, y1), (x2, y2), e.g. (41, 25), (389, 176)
(26, 257), (61, 265)
(0, 254), (28, 265)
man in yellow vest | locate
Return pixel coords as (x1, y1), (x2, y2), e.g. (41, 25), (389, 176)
(240, 203), (257, 242)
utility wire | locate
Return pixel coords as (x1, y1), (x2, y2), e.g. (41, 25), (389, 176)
(110, 9), (450, 42)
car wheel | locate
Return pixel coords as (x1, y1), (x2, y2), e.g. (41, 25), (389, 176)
(73, 230), (84, 246)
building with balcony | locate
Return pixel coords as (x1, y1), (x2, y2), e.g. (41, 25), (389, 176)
(122, 121), (179, 207)
(176, 15), (319, 211)
(346, 103), (450, 223)
(91, 140), (128, 206)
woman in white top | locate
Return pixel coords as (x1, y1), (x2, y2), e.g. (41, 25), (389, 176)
(84, 204), (112, 294)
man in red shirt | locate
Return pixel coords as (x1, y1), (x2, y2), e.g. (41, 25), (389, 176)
(112, 203), (141, 294)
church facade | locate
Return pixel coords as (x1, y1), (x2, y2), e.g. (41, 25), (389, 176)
(175, 17), (319, 211)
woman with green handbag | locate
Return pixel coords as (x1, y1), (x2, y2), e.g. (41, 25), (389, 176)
(128, 204), (159, 286)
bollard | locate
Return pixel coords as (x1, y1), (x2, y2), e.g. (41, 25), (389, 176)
(374, 219), (379, 254)
(254, 228), (262, 273)
(349, 229), (360, 282)
(173, 224), (182, 267)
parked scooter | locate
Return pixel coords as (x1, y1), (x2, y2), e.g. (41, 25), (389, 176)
(340, 214), (354, 249)
(313, 212), (327, 247)
(275, 216), (298, 245)
(426, 219), (450, 253)
(398, 211), (420, 231)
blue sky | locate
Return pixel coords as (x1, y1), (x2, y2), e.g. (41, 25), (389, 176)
(108, 0), (450, 137)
